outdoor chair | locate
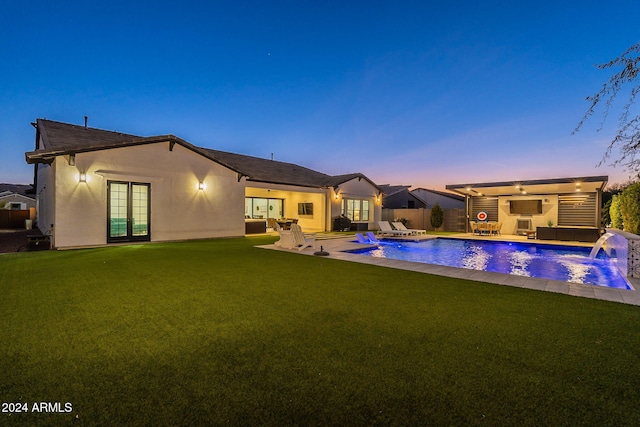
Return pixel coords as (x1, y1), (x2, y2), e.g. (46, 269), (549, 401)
(274, 228), (295, 248)
(365, 231), (381, 244)
(377, 221), (412, 236)
(392, 221), (427, 235)
(355, 233), (369, 244)
(290, 223), (316, 251)
(267, 217), (281, 231)
(490, 222), (502, 236)
(469, 221), (480, 235)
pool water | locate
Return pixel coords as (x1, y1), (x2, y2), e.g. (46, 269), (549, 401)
(348, 238), (631, 289)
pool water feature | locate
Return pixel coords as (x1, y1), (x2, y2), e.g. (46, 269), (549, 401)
(349, 238), (631, 290)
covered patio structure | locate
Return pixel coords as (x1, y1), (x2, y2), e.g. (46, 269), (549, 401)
(446, 176), (608, 242)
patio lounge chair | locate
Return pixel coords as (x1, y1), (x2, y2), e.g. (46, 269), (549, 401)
(355, 233), (369, 244)
(377, 221), (412, 237)
(392, 221), (427, 235)
(290, 223), (316, 251)
(274, 227), (295, 248)
(365, 231), (381, 244)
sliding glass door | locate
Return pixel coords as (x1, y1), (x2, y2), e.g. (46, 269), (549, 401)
(108, 181), (150, 243)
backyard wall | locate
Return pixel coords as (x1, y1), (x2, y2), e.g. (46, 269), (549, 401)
(604, 228), (640, 279)
(382, 208), (466, 232)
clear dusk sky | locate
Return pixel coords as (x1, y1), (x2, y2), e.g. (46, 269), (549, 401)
(2, 1), (639, 189)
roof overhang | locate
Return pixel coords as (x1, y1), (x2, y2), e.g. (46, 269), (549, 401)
(445, 176), (608, 197)
(24, 134), (244, 175)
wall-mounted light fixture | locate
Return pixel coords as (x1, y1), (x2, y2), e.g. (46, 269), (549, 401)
(69, 154), (76, 166)
(334, 192), (340, 200)
(198, 181), (205, 190)
(79, 172), (87, 183)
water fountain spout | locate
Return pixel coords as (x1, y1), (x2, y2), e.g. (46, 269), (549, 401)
(589, 232), (615, 259)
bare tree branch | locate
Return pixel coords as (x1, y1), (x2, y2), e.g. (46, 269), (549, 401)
(575, 42), (640, 175)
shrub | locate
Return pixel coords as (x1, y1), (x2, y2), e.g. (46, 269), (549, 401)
(394, 217), (409, 227)
(430, 203), (444, 229)
(619, 182), (640, 234)
(609, 194), (623, 229)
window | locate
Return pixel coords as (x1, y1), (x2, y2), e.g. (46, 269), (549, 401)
(298, 202), (313, 216)
(245, 197), (284, 219)
(342, 198), (370, 221)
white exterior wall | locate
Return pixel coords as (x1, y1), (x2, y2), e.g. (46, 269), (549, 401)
(246, 183), (327, 232)
(331, 178), (382, 229)
(35, 162), (56, 237)
(51, 142), (245, 248)
(497, 195), (559, 234)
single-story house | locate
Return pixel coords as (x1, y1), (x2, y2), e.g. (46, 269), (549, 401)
(25, 119), (383, 249)
(410, 188), (465, 209)
(379, 185), (427, 209)
(446, 176), (608, 241)
(0, 191), (35, 210)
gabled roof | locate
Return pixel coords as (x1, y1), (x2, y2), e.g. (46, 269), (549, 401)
(327, 173), (382, 192)
(411, 187), (465, 202)
(378, 184), (412, 197)
(201, 148), (333, 188)
(25, 119), (245, 172)
(0, 192), (35, 202)
(25, 119), (382, 191)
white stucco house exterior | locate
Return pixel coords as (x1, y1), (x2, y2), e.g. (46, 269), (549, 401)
(25, 119), (382, 249)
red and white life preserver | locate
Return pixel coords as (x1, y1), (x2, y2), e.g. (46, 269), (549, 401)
(477, 211), (488, 221)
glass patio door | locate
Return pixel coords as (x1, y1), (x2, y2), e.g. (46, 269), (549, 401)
(108, 181), (150, 243)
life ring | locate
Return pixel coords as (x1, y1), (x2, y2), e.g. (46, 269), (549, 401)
(477, 211), (488, 221)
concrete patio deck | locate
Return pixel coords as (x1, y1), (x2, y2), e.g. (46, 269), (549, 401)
(259, 233), (640, 307)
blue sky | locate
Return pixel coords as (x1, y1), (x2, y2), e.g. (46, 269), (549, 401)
(2, 1), (639, 189)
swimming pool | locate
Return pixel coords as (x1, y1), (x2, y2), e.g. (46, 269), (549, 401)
(348, 238), (631, 290)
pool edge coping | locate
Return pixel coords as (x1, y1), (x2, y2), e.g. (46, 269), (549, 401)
(258, 237), (640, 307)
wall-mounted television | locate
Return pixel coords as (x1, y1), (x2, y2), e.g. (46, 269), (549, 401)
(509, 199), (542, 215)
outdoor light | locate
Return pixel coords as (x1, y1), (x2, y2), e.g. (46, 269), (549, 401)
(198, 181), (205, 190)
(79, 172), (87, 183)
(334, 193), (339, 200)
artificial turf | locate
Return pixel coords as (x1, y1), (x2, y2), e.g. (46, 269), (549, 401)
(1, 236), (639, 425)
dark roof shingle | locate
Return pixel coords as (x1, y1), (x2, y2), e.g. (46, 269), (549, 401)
(26, 119), (381, 191)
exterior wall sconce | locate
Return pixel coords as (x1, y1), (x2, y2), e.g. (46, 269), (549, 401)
(334, 193), (340, 200)
(79, 172), (87, 183)
(198, 182), (205, 190)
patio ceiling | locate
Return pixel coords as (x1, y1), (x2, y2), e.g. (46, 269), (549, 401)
(445, 176), (608, 197)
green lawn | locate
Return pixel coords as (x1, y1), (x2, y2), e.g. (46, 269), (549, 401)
(1, 236), (639, 425)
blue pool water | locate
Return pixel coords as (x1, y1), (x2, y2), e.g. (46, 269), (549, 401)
(348, 238), (631, 289)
